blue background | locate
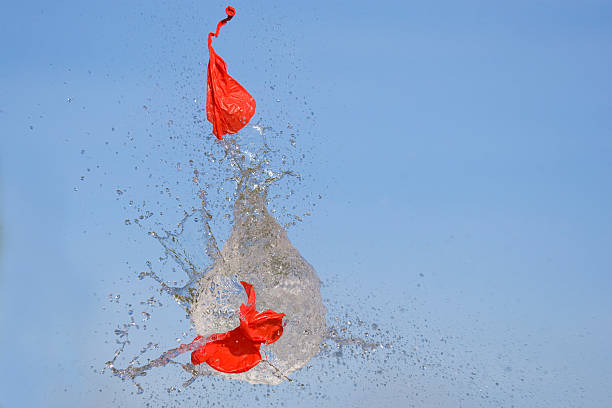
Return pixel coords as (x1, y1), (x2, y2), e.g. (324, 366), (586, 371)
(1, 0), (611, 406)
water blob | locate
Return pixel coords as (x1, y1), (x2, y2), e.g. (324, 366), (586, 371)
(189, 182), (327, 385)
(108, 137), (327, 387)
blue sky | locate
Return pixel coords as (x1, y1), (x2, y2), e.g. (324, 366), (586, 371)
(1, 0), (612, 407)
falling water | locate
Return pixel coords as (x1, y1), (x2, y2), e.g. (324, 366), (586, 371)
(106, 134), (327, 386)
(190, 182), (327, 385)
(101, 126), (528, 408)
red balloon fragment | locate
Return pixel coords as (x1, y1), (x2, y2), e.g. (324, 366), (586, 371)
(190, 281), (285, 373)
(206, 6), (256, 141)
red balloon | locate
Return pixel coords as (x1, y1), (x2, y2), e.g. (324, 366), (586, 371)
(206, 6), (256, 141)
(190, 281), (285, 373)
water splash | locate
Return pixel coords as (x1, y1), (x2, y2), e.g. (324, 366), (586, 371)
(103, 126), (501, 406)
(189, 184), (326, 384)
(107, 133), (326, 386)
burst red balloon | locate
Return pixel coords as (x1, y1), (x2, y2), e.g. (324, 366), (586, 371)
(190, 281), (285, 373)
(206, 6), (256, 141)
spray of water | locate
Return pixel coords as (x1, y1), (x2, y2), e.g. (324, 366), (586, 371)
(105, 132), (328, 387)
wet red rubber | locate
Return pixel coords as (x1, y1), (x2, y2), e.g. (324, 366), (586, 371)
(190, 281), (285, 373)
(206, 6), (256, 141)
